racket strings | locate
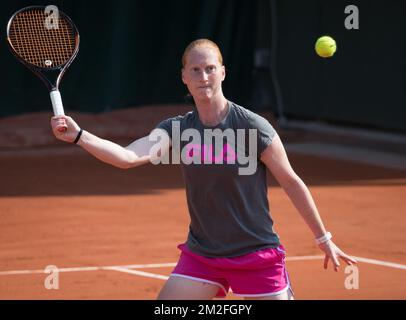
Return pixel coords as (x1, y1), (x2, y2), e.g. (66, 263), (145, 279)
(8, 9), (77, 68)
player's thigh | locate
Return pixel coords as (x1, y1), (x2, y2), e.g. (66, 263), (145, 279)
(244, 288), (294, 300)
(157, 276), (220, 300)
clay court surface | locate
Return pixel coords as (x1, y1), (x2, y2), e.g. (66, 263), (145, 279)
(0, 105), (405, 300)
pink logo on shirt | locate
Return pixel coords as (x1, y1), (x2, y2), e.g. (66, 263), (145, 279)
(185, 143), (237, 164)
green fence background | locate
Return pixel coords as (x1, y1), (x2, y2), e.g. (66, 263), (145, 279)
(1, 0), (405, 132)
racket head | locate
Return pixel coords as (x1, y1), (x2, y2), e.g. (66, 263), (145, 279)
(6, 5), (80, 90)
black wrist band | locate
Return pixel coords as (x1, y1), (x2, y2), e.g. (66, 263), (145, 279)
(74, 129), (83, 144)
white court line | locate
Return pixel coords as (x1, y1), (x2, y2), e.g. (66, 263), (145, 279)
(286, 255), (324, 262)
(286, 255), (406, 270)
(352, 256), (406, 270)
(0, 263), (177, 276)
(105, 267), (169, 280)
(0, 255), (404, 276)
(0, 266), (101, 276)
(114, 263), (177, 269)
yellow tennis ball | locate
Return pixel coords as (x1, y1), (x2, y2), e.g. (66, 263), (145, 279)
(315, 36), (337, 58)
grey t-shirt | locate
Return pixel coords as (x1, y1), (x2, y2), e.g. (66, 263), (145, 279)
(155, 101), (280, 257)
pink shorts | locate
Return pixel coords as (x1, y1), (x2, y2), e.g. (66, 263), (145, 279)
(171, 243), (293, 298)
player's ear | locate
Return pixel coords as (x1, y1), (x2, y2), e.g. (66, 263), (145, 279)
(181, 68), (187, 84)
(221, 65), (226, 81)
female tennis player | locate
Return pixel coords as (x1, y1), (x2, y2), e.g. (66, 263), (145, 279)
(51, 39), (357, 300)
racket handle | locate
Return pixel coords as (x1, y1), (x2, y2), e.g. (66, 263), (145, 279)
(50, 90), (65, 116)
(50, 90), (67, 132)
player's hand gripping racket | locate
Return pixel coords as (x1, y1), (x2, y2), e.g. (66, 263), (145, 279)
(6, 5), (79, 132)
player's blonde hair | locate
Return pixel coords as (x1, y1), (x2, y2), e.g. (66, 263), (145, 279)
(182, 39), (223, 67)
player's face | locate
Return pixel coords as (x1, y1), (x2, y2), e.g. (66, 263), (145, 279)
(182, 46), (225, 101)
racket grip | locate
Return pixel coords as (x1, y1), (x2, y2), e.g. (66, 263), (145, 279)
(50, 90), (65, 116)
(50, 90), (67, 132)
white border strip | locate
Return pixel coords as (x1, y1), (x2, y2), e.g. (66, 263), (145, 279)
(233, 285), (290, 297)
(171, 273), (228, 295)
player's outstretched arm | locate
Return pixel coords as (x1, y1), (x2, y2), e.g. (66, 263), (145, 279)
(260, 134), (357, 272)
(50, 115), (169, 169)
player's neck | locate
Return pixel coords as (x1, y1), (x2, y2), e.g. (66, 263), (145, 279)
(195, 96), (229, 127)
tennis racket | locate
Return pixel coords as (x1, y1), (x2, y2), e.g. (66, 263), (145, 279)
(6, 5), (80, 132)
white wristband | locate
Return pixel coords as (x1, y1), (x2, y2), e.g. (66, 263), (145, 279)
(315, 232), (332, 245)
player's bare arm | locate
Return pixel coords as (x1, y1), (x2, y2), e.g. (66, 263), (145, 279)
(51, 115), (170, 169)
(260, 134), (357, 271)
